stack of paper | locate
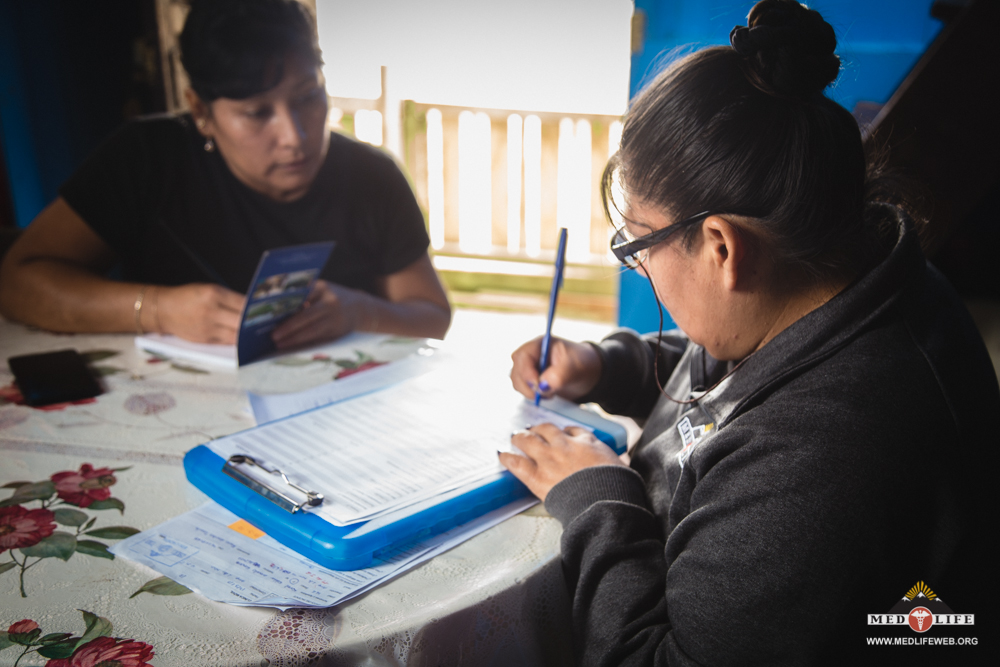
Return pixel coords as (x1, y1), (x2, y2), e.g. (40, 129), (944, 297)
(113, 363), (625, 609)
(135, 334), (237, 368)
(208, 367), (592, 526)
(111, 498), (533, 609)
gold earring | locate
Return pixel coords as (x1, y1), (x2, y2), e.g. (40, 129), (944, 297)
(196, 118), (206, 130)
(204, 137), (215, 152)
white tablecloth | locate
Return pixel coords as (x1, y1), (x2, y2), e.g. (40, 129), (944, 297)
(1, 310), (615, 666)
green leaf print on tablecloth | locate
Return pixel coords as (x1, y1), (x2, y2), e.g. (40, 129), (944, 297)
(130, 575), (192, 599)
(0, 464), (138, 597)
(0, 610), (154, 666)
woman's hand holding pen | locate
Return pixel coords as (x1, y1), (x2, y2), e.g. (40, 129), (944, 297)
(157, 283), (245, 344)
(509, 335), (603, 402)
(272, 279), (364, 349)
(506, 337), (617, 500)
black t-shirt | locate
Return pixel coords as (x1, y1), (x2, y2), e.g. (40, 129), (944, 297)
(60, 114), (429, 295)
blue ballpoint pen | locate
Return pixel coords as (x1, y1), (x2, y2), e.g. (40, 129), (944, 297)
(535, 228), (568, 406)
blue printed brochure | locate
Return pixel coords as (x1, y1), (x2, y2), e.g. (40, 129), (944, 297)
(237, 242), (335, 365)
(135, 242), (334, 368)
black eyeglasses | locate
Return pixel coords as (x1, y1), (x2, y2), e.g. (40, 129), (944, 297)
(610, 210), (714, 270)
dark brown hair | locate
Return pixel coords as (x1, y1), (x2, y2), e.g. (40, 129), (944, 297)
(180, 0), (322, 102)
(603, 0), (900, 285)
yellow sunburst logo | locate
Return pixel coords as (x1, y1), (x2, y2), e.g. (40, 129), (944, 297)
(903, 581), (937, 601)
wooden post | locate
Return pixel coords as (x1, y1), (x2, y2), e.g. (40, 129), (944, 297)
(442, 112), (460, 246)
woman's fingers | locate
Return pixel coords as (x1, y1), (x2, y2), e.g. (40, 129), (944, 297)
(548, 339), (602, 399)
(271, 282), (357, 348)
(528, 422), (566, 443)
(509, 336), (602, 401)
(509, 336), (579, 398)
(510, 336), (544, 399)
(499, 422), (626, 501)
(272, 297), (331, 346)
(498, 449), (535, 471)
(215, 286), (246, 314)
(215, 302), (243, 337)
(157, 283), (244, 343)
(510, 427), (551, 457)
(303, 279), (327, 307)
(205, 286), (244, 343)
(509, 423), (573, 464)
(498, 450), (543, 493)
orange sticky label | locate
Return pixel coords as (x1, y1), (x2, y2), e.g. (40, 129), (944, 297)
(228, 519), (265, 540)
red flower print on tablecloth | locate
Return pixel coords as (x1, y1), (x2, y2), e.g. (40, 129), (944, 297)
(332, 351), (387, 379)
(0, 506), (56, 553)
(273, 349), (389, 379)
(0, 611), (154, 666)
(50, 465), (116, 508)
(0, 383), (96, 411)
(3, 465), (137, 597)
(7, 619), (41, 645)
(7, 619), (39, 634)
(44, 636), (155, 667)
(335, 360), (387, 379)
(0, 384), (24, 404)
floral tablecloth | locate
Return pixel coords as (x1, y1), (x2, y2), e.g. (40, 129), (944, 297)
(1, 311), (615, 666)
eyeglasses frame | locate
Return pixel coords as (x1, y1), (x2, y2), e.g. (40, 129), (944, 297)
(610, 210), (715, 269)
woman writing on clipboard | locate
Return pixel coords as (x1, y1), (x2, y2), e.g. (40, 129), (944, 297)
(504, 1), (998, 663)
(0, 0), (450, 347)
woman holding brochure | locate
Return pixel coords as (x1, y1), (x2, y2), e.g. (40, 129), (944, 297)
(504, 1), (998, 664)
(0, 0), (450, 347)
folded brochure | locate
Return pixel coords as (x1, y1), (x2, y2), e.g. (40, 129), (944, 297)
(135, 241), (335, 367)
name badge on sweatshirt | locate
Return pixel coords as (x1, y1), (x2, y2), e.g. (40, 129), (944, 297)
(676, 416), (713, 470)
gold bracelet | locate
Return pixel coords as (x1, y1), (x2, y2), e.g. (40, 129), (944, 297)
(152, 287), (162, 334)
(134, 285), (148, 335)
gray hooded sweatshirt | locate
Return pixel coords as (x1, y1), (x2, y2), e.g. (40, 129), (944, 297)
(545, 209), (998, 666)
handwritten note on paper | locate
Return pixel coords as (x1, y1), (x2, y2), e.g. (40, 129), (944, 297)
(111, 499), (534, 609)
(209, 366), (587, 526)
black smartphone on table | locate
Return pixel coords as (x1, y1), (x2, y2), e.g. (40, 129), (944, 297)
(8, 349), (104, 406)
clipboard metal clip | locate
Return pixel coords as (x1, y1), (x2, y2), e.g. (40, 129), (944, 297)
(223, 454), (324, 513)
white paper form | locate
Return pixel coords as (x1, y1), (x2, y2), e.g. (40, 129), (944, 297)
(135, 334), (237, 368)
(111, 499), (534, 609)
(248, 351), (440, 424)
(208, 366), (588, 526)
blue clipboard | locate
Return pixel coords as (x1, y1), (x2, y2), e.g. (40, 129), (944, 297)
(183, 399), (627, 571)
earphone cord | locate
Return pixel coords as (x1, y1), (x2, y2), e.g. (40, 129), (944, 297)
(645, 269), (753, 405)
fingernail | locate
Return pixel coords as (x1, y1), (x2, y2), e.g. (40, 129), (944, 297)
(527, 380), (535, 389)
(538, 380), (550, 392)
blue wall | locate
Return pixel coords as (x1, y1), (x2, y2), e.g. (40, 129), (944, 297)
(0, 1), (160, 229)
(0, 1), (71, 228)
(618, 0), (943, 333)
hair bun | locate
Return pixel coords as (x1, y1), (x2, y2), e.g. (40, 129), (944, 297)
(730, 0), (839, 98)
